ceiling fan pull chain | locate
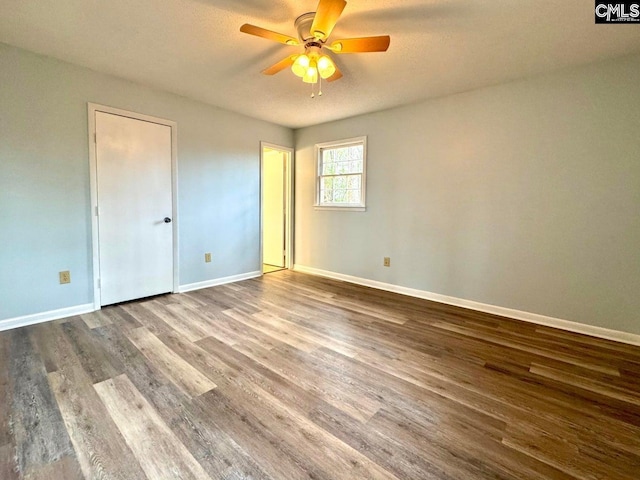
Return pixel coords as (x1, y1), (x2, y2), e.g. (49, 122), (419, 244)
(311, 80), (315, 98)
(319, 76), (323, 96)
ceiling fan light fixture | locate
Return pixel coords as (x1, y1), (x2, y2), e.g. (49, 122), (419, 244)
(317, 54), (336, 79)
(291, 54), (310, 77)
(303, 64), (319, 84)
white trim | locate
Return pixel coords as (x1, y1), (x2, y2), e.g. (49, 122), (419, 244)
(87, 103), (180, 309)
(313, 206), (366, 212)
(260, 142), (295, 271)
(0, 270), (258, 331)
(292, 264), (640, 347)
(315, 136), (367, 210)
(87, 105), (100, 310)
(178, 271), (262, 293)
(0, 304), (95, 332)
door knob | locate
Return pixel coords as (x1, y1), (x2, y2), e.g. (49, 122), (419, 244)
(164, 217), (172, 223)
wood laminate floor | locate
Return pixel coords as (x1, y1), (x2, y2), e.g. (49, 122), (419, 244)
(1, 270), (639, 479)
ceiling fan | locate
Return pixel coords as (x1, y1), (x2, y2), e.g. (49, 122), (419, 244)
(240, 0), (391, 96)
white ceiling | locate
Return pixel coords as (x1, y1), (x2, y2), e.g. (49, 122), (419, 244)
(1, 0), (640, 128)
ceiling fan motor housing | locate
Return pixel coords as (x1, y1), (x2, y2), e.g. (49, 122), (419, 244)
(295, 12), (320, 43)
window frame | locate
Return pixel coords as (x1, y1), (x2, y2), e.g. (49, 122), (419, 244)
(314, 136), (367, 211)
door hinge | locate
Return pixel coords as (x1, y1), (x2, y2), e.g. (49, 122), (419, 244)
(95, 206), (100, 216)
(97, 278), (101, 288)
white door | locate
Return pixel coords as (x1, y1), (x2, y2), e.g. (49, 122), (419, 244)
(262, 149), (285, 267)
(96, 111), (173, 306)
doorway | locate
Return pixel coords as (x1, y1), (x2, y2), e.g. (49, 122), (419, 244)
(88, 104), (178, 308)
(261, 143), (293, 274)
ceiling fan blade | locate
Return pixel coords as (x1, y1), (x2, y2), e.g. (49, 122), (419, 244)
(326, 66), (343, 82)
(329, 36), (391, 53)
(240, 24), (299, 46)
(310, 0), (346, 40)
(262, 55), (298, 75)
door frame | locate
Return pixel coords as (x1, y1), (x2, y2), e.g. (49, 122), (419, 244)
(88, 103), (179, 310)
(260, 142), (294, 272)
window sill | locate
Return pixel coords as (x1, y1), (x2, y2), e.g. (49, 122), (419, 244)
(313, 205), (366, 212)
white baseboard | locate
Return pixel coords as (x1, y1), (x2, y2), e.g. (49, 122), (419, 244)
(178, 271), (262, 293)
(293, 264), (640, 347)
(0, 303), (95, 333)
(0, 271), (262, 332)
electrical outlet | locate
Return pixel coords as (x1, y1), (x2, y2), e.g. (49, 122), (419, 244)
(59, 270), (71, 284)
(383, 257), (391, 267)
(204, 253), (212, 263)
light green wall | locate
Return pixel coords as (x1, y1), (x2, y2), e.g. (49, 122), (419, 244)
(294, 54), (640, 335)
(0, 43), (292, 320)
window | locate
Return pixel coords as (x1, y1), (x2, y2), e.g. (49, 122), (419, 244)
(315, 136), (367, 211)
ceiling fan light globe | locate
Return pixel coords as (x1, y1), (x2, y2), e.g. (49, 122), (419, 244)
(291, 54), (310, 77)
(303, 66), (318, 84)
(317, 55), (336, 79)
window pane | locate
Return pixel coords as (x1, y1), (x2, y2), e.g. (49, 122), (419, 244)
(322, 188), (362, 205)
(318, 174), (362, 204)
(350, 145), (363, 160)
(320, 177), (333, 190)
(333, 176), (348, 189)
(322, 159), (362, 175)
(332, 189), (347, 203)
(347, 175), (361, 189)
(321, 144), (364, 176)
(322, 162), (333, 175)
(346, 189), (361, 204)
(333, 162), (348, 175)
